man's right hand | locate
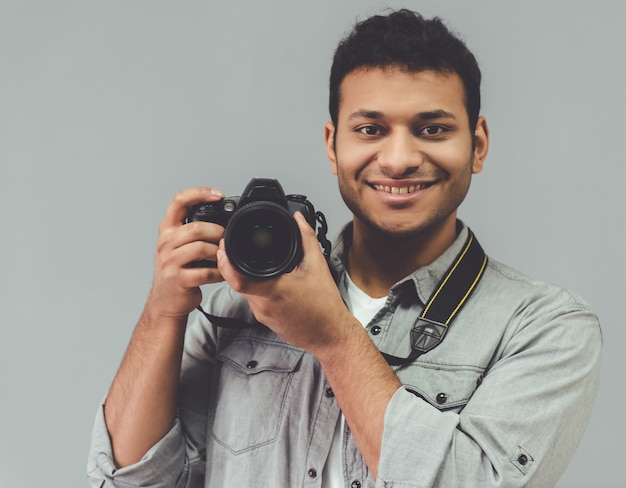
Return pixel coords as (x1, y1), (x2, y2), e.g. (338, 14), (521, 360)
(145, 187), (226, 321)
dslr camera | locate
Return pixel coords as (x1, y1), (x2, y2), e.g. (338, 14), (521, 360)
(186, 178), (318, 279)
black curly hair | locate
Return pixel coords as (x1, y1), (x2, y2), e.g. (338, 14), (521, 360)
(329, 9), (482, 131)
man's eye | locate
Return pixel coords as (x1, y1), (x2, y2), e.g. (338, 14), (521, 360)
(421, 125), (446, 136)
(358, 125), (382, 136)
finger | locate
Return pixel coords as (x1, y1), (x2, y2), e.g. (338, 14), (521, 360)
(294, 211), (323, 258)
(161, 187), (224, 230)
(178, 266), (225, 288)
(177, 240), (221, 268)
(156, 240), (215, 271)
(156, 222), (222, 264)
(154, 241), (224, 288)
(169, 220), (225, 251)
(216, 239), (239, 286)
(216, 239), (263, 295)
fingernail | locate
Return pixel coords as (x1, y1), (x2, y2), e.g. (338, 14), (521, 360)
(211, 189), (224, 198)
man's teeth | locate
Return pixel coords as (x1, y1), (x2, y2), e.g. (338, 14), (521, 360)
(373, 184), (429, 194)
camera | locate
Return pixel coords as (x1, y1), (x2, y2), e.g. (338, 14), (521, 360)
(186, 178), (318, 279)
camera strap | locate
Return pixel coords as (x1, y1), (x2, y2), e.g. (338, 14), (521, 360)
(381, 230), (487, 367)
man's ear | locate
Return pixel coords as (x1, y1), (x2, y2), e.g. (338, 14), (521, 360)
(472, 116), (489, 174)
(324, 121), (338, 175)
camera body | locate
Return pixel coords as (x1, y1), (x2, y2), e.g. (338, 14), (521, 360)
(186, 178), (317, 279)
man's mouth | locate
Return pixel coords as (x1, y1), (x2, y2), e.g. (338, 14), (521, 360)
(371, 182), (434, 194)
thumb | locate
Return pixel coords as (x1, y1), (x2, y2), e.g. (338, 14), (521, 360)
(294, 211), (322, 258)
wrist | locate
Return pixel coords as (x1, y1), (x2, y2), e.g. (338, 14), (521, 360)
(144, 285), (200, 322)
(142, 297), (190, 331)
(309, 309), (366, 363)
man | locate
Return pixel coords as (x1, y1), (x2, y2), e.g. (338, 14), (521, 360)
(88, 9), (601, 488)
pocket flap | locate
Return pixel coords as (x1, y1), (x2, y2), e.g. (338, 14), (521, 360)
(400, 364), (484, 410)
(218, 338), (304, 375)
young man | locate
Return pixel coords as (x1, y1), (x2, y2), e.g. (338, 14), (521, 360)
(88, 10), (601, 488)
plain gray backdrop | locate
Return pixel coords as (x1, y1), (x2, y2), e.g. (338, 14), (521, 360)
(1, 1), (624, 486)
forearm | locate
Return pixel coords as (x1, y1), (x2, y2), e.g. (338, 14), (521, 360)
(314, 316), (402, 479)
(104, 306), (187, 468)
(96, 186), (225, 471)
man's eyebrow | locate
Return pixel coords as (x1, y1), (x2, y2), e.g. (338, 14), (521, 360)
(348, 109), (384, 120)
(347, 108), (457, 121)
(415, 109), (457, 120)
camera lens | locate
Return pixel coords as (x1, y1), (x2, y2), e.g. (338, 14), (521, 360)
(250, 226), (273, 249)
(224, 201), (302, 279)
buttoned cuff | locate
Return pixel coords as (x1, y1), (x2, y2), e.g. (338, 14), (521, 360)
(87, 402), (187, 487)
(376, 387), (459, 487)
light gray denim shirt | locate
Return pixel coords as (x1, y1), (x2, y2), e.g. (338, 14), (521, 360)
(88, 223), (602, 488)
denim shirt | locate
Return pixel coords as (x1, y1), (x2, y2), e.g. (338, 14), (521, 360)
(88, 223), (602, 488)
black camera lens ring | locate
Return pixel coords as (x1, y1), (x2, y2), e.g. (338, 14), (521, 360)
(224, 200), (303, 279)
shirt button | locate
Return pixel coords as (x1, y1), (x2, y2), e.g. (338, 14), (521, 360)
(246, 360), (258, 369)
(436, 392), (448, 404)
(370, 325), (382, 336)
(351, 481), (362, 488)
(307, 468), (317, 478)
(325, 387), (335, 398)
(518, 454), (528, 466)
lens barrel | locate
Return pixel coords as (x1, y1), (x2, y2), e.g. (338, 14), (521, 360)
(224, 200), (302, 279)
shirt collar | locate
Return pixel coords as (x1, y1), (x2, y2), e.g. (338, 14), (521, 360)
(330, 221), (471, 305)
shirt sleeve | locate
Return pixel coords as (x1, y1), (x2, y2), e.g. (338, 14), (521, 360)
(86, 402), (206, 488)
(375, 295), (602, 488)
(86, 298), (222, 488)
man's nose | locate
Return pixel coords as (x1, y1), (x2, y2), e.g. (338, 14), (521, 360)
(377, 130), (420, 176)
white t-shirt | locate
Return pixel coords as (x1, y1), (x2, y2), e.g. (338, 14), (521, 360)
(322, 273), (388, 487)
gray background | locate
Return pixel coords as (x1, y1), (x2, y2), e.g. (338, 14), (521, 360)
(1, 1), (623, 487)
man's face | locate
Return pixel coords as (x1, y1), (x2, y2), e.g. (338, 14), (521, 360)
(325, 67), (488, 240)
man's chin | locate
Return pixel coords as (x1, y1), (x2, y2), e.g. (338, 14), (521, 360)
(364, 219), (437, 240)
(355, 211), (458, 242)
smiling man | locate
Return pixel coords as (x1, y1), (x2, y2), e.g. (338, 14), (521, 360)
(88, 10), (601, 488)
(326, 68), (488, 285)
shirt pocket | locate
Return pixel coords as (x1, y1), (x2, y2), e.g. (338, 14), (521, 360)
(211, 338), (304, 454)
(397, 363), (485, 412)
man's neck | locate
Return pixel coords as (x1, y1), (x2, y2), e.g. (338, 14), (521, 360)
(346, 218), (459, 298)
